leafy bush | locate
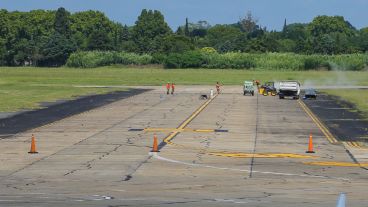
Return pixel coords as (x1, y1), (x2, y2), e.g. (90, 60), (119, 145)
(164, 51), (205, 69)
(67, 50), (368, 71)
(66, 51), (152, 68)
(325, 54), (368, 71)
(200, 47), (218, 54)
(304, 57), (323, 70)
(203, 53), (256, 69)
(151, 53), (167, 64)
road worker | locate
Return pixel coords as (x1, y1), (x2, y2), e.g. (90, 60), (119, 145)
(255, 80), (260, 89)
(216, 81), (221, 94)
(166, 82), (171, 94)
(171, 82), (175, 95)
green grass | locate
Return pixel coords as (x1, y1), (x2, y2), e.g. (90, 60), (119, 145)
(322, 89), (368, 117)
(0, 66), (367, 112)
(0, 84), (125, 112)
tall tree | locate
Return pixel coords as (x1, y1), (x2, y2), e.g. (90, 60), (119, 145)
(308, 15), (356, 54)
(184, 18), (190, 36)
(40, 33), (76, 66)
(176, 26), (184, 35)
(54, 7), (71, 36)
(87, 27), (113, 51)
(41, 7), (75, 66)
(240, 11), (258, 33)
(132, 9), (172, 53)
(122, 25), (130, 41)
(206, 25), (242, 52)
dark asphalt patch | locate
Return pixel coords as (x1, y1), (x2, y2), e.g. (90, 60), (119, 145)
(214, 129), (229, 132)
(303, 93), (368, 143)
(0, 89), (150, 139)
(128, 128), (144, 131)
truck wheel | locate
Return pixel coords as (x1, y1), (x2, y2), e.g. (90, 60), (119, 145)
(243, 91), (246, 96)
(279, 96), (284, 99)
(252, 92), (254, 96)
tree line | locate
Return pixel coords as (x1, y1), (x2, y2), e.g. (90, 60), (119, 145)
(0, 8), (368, 67)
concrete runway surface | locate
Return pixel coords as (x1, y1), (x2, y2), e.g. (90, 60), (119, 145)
(0, 86), (367, 207)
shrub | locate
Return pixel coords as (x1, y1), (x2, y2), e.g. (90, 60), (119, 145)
(200, 47), (218, 54)
(164, 51), (205, 69)
(304, 57), (323, 70)
(203, 53), (256, 69)
(66, 51), (153, 68)
(67, 50), (368, 71)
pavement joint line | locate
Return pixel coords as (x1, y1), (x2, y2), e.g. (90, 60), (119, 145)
(249, 92), (260, 178)
(152, 153), (350, 181)
(298, 100), (339, 144)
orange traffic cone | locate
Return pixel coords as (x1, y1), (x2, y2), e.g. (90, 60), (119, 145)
(28, 134), (38, 154)
(151, 134), (159, 152)
(306, 133), (315, 153)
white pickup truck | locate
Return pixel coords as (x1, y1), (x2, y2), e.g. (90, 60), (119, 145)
(278, 81), (301, 99)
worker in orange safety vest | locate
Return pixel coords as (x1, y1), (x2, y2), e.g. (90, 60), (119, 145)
(171, 83), (175, 95)
(166, 82), (171, 94)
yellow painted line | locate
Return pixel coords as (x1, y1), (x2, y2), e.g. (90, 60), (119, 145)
(209, 152), (317, 159)
(194, 129), (215, 132)
(343, 141), (368, 149)
(356, 142), (367, 148)
(298, 100), (338, 144)
(157, 95), (318, 160)
(303, 161), (368, 167)
(144, 128), (215, 133)
(351, 142), (360, 148)
(162, 141), (319, 159)
(163, 94), (218, 144)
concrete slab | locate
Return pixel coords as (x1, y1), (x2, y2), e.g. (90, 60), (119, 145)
(0, 86), (367, 207)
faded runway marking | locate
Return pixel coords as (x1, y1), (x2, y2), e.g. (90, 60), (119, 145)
(304, 161), (368, 167)
(209, 152), (317, 158)
(151, 152), (349, 181)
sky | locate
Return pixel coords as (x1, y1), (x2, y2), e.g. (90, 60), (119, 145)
(1, 0), (367, 31)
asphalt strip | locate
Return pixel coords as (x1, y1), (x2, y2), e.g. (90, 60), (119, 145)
(0, 89), (150, 139)
(303, 93), (368, 143)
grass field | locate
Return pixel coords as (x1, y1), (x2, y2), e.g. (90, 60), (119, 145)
(0, 66), (367, 112)
(322, 89), (368, 117)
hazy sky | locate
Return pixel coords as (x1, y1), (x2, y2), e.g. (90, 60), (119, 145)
(1, 0), (367, 30)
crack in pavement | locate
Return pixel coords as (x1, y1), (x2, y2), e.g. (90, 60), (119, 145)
(248, 93), (259, 178)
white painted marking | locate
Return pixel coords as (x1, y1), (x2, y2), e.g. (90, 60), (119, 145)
(214, 198), (248, 204)
(326, 119), (368, 121)
(152, 153), (350, 181)
(336, 193), (346, 207)
(325, 108), (353, 110)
